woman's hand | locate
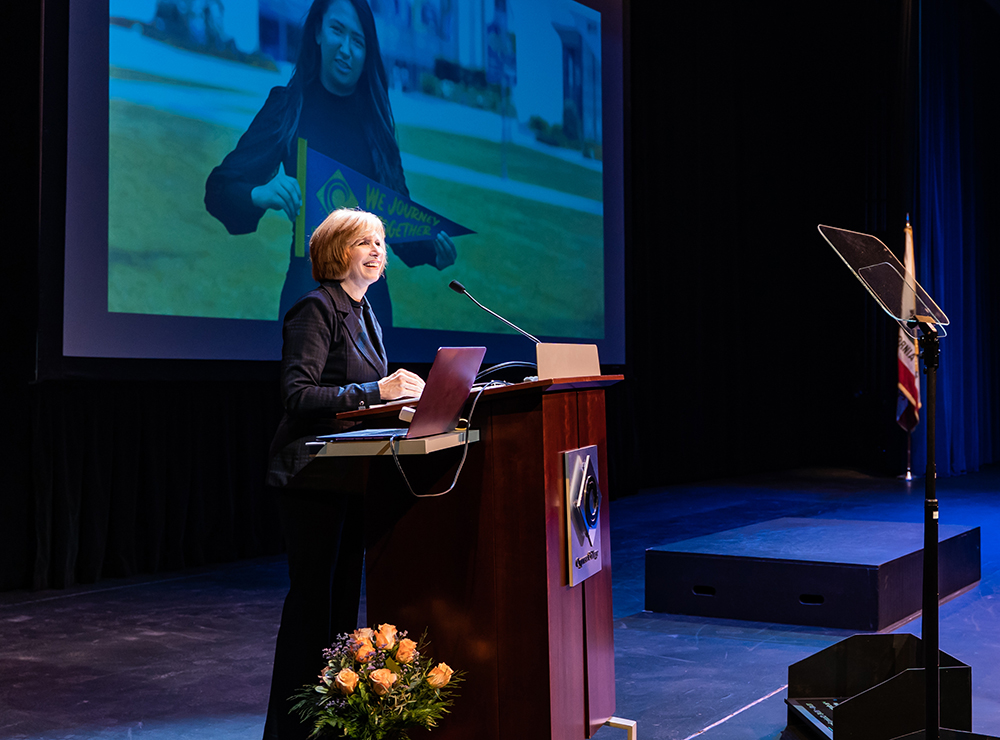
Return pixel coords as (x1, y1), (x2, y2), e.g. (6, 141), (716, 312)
(432, 231), (457, 270)
(250, 162), (301, 221)
(378, 369), (425, 401)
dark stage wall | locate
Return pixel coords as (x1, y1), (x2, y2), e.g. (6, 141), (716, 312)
(620, 1), (905, 492)
(624, 0), (1000, 487)
(5, 0), (1000, 590)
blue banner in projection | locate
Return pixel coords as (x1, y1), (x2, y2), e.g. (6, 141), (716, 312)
(295, 139), (474, 257)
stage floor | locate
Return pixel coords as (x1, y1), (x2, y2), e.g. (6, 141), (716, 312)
(2, 465), (999, 740)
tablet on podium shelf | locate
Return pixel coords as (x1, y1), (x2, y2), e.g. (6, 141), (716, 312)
(318, 346), (487, 442)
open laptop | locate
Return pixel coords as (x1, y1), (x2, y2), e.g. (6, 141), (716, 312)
(317, 346), (487, 441)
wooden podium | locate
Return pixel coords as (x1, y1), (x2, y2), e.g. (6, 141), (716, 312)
(332, 376), (620, 740)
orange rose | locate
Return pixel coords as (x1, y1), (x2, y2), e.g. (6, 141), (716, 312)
(375, 623), (397, 650)
(351, 628), (374, 647)
(427, 663), (454, 688)
(334, 668), (359, 695)
(355, 642), (376, 663)
(369, 668), (398, 696)
(395, 638), (418, 664)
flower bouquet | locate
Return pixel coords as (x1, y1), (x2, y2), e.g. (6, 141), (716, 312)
(292, 624), (461, 740)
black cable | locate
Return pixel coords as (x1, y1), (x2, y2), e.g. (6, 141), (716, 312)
(388, 382), (498, 498)
(474, 360), (537, 383)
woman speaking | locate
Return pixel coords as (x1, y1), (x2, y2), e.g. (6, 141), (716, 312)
(205, 0), (456, 325)
(263, 207), (424, 740)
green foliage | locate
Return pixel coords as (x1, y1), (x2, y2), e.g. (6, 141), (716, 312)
(417, 73), (515, 117)
(526, 114), (602, 162)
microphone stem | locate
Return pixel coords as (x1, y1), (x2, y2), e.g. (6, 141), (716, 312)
(463, 291), (540, 344)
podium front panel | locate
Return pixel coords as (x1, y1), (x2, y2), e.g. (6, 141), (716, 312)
(364, 381), (616, 740)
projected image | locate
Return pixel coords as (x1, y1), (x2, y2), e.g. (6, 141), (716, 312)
(108, 0), (604, 339)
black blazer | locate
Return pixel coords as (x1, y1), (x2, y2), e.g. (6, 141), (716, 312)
(266, 281), (388, 489)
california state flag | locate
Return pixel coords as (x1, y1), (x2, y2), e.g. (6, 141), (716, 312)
(896, 217), (920, 432)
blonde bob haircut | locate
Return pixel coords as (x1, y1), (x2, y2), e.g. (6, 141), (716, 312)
(309, 208), (387, 282)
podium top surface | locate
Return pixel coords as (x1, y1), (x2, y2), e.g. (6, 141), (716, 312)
(337, 374), (623, 422)
(313, 429), (479, 457)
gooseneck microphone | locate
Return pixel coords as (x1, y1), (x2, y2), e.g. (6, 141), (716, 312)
(448, 280), (541, 344)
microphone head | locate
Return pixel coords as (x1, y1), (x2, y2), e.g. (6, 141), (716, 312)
(448, 280), (467, 294)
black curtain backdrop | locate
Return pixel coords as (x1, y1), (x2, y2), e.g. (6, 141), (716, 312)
(5, 0), (999, 591)
(625, 0), (919, 486)
(5, 0), (45, 591)
(912, 0), (1000, 475)
(27, 381), (285, 589)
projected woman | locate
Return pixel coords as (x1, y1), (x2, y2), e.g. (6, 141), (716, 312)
(204, 0), (456, 324)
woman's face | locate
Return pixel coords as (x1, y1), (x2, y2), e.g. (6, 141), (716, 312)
(340, 227), (386, 290)
(315, 0), (367, 95)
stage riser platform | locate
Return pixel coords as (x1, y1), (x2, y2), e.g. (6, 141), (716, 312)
(645, 519), (980, 631)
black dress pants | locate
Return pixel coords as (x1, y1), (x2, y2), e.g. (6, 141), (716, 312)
(262, 488), (365, 740)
